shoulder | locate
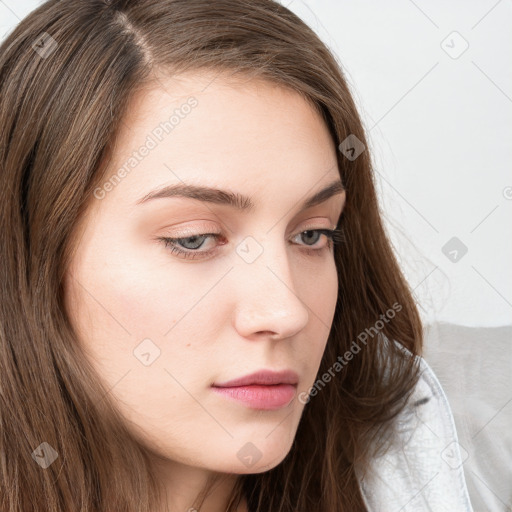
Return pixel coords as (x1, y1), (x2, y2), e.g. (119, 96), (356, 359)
(357, 349), (474, 512)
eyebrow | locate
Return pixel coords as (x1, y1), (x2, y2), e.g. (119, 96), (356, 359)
(135, 179), (345, 212)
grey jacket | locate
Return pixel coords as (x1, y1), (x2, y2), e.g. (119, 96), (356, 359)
(358, 353), (474, 511)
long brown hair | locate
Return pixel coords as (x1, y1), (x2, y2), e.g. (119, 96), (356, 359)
(0, 1), (423, 510)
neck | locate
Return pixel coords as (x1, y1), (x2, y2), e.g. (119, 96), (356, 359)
(150, 455), (247, 512)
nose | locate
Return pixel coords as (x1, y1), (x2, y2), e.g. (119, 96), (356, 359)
(231, 239), (310, 341)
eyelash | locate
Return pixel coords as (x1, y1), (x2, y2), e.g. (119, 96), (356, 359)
(157, 228), (345, 260)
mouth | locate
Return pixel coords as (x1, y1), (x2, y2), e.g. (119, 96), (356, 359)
(211, 369), (299, 410)
(211, 383), (297, 410)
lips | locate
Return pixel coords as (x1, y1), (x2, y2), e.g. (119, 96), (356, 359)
(211, 369), (299, 410)
(212, 369), (299, 388)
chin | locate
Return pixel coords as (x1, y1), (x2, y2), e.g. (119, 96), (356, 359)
(222, 433), (295, 475)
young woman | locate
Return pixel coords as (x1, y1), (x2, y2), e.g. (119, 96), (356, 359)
(0, 1), (472, 510)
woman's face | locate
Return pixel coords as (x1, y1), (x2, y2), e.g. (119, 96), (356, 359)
(63, 70), (345, 475)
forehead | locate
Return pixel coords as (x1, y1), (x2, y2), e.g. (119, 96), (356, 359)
(117, 69), (334, 152)
(98, 69), (340, 208)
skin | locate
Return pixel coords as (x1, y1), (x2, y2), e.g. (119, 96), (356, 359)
(63, 69), (346, 512)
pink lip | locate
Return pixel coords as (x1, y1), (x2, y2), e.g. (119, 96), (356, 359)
(211, 369), (299, 410)
(211, 384), (296, 410)
(213, 369), (299, 387)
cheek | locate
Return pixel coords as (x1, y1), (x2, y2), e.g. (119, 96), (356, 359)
(302, 261), (338, 368)
(302, 257), (338, 328)
(63, 230), (215, 383)
(67, 228), (200, 340)
(64, 249), (220, 444)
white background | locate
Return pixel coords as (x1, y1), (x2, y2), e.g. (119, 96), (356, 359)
(1, 0), (511, 327)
